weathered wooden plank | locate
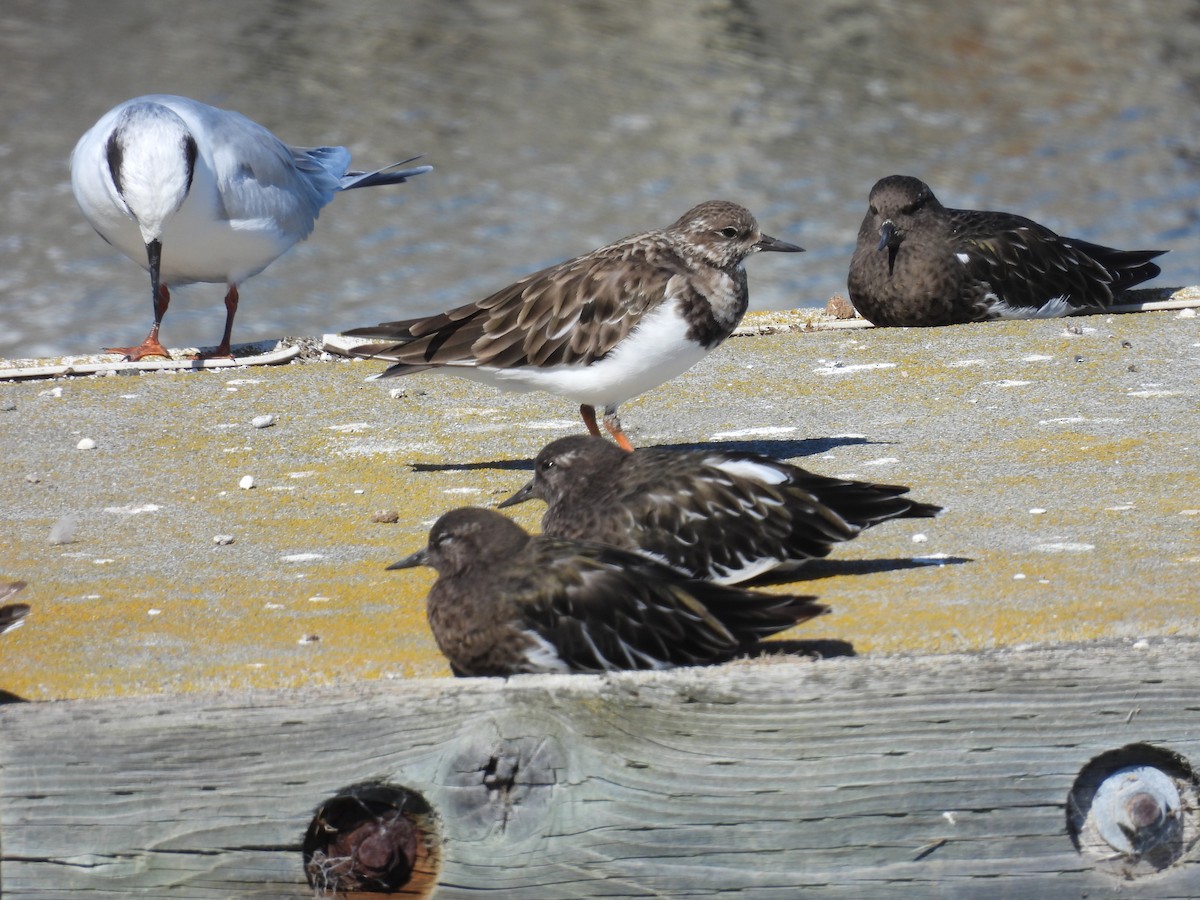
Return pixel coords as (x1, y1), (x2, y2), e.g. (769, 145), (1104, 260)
(2, 640), (1200, 897)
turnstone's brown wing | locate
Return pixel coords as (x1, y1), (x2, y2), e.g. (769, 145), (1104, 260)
(344, 237), (691, 373)
(948, 209), (1164, 315)
(513, 538), (826, 672)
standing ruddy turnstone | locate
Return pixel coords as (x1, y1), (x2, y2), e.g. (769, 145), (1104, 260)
(71, 94), (431, 360)
(342, 201), (803, 451)
(500, 436), (942, 585)
(847, 175), (1165, 327)
(387, 508), (827, 677)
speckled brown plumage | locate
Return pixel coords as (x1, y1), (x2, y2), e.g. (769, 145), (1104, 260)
(343, 201), (802, 449)
(847, 175), (1164, 327)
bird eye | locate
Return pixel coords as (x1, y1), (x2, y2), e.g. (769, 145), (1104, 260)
(718, 226), (740, 239)
(868, 205), (878, 216)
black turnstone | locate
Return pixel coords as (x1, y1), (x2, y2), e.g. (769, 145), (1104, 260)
(847, 174), (1165, 327)
(0, 581), (29, 636)
(387, 507), (827, 676)
(71, 94), (430, 360)
(499, 435), (942, 584)
(343, 201), (803, 451)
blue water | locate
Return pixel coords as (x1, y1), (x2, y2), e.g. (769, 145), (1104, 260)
(2, 0), (1197, 358)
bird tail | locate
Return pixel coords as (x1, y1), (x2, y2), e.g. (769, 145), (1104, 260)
(1068, 240), (1166, 293)
(339, 156), (433, 190)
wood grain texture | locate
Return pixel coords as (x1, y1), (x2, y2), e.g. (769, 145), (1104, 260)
(3, 640), (1200, 898)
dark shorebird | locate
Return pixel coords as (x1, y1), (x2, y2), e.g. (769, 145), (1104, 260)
(847, 174), (1164, 327)
(343, 201), (803, 451)
(387, 507), (827, 676)
(500, 435), (941, 584)
(71, 94), (430, 360)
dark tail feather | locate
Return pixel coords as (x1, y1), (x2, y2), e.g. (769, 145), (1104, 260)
(1069, 241), (1166, 293)
(340, 156), (432, 190)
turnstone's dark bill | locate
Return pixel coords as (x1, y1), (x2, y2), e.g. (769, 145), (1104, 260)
(343, 201), (803, 451)
(71, 94), (431, 361)
(387, 507), (827, 677)
(0, 581), (30, 636)
(847, 175), (1166, 327)
(499, 436), (942, 585)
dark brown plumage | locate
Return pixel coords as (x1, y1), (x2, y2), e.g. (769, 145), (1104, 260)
(343, 201), (803, 450)
(499, 436), (942, 584)
(847, 175), (1165, 327)
(386, 508), (827, 677)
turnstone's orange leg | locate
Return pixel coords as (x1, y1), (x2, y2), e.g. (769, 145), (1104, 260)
(580, 404), (603, 438)
(189, 285), (239, 360)
(602, 406), (635, 453)
(104, 285), (173, 360)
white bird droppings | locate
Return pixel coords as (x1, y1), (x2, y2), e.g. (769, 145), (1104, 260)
(76, 438), (97, 450)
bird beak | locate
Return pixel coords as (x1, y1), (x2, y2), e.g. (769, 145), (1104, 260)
(496, 480), (536, 509)
(386, 548), (429, 570)
(755, 233), (804, 253)
(876, 220), (898, 252)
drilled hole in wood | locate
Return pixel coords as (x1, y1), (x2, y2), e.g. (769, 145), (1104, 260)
(303, 781), (440, 897)
(1067, 743), (1200, 877)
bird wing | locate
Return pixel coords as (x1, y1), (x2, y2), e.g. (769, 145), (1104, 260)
(344, 238), (689, 370)
(951, 211), (1124, 310)
(513, 539), (822, 671)
(157, 96), (334, 238)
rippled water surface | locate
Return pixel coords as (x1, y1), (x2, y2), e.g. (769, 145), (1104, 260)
(2, 0), (1197, 357)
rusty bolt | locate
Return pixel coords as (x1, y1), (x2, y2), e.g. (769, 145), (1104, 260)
(1092, 765), (1181, 856)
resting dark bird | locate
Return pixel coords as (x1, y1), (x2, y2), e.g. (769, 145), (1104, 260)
(847, 174), (1165, 327)
(500, 435), (941, 584)
(342, 201), (803, 451)
(387, 507), (828, 676)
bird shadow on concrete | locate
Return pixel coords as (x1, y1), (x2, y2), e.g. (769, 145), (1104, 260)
(410, 435), (882, 473)
(748, 555), (973, 586)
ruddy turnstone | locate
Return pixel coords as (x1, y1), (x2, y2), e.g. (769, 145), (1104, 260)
(71, 94), (431, 360)
(500, 435), (942, 584)
(343, 201), (803, 451)
(387, 507), (827, 676)
(847, 175), (1164, 327)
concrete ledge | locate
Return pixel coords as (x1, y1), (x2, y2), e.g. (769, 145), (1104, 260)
(0, 301), (1197, 701)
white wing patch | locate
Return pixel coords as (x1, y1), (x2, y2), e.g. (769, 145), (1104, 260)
(956, 253), (970, 264)
(519, 630), (572, 674)
(708, 457), (789, 486)
(987, 296), (1084, 319)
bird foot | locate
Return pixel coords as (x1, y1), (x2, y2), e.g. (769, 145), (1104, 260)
(103, 339), (172, 361)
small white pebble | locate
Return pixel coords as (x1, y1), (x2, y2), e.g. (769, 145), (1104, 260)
(147, 608), (161, 616)
(213, 534), (235, 546)
(251, 414), (276, 429)
(1132, 639), (1151, 650)
(388, 388), (406, 399)
(308, 595), (331, 603)
(264, 602), (285, 610)
(1013, 573), (1026, 580)
(239, 475), (256, 490)
(92, 558), (114, 565)
(911, 533), (928, 543)
(76, 438), (97, 450)
(353, 488), (365, 495)
(1029, 508), (1046, 515)
(49, 514), (78, 545)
